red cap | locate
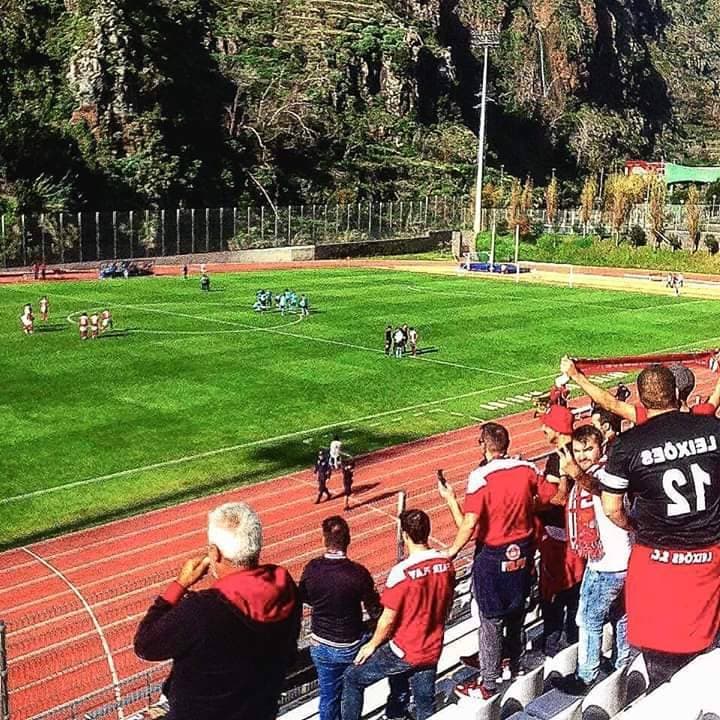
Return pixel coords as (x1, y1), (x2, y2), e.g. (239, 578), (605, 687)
(542, 404), (574, 435)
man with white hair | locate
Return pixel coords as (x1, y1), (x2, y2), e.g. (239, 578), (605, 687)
(134, 502), (301, 720)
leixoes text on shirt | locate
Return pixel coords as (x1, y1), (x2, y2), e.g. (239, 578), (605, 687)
(640, 435), (718, 466)
(406, 562), (451, 580)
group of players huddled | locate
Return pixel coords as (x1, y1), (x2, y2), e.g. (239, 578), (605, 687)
(253, 288), (310, 317)
(384, 323), (419, 358)
(20, 297), (113, 340)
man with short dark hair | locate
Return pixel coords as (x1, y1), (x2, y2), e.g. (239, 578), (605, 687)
(591, 408), (622, 456)
(439, 422), (539, 699)
(599, 365), (720, 689)
(300, 517), (381, 720)
(341, 510), (455, 720)
(134, 502), (301, 720)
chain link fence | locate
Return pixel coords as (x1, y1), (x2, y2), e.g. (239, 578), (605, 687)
(0, 197), (471, 269)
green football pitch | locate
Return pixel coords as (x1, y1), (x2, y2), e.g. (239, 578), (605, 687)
(1, 268), (718, 548)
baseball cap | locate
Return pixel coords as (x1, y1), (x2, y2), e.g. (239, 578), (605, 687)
(542, 404), (574, 435)
(668, 363), (695, 400)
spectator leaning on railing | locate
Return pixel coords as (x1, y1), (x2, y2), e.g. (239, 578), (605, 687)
(300, 516), (382, 720)
(598, 365), (720, 689)
(134, 502), (301, 720)
(341, 509), (455, 720)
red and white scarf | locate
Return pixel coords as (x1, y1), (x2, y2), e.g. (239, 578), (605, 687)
(566, 465), (604, 561)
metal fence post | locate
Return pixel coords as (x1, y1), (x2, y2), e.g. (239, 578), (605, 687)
(261, 206), (265, 245)
(176, 209), (181, 255)
(191, 209), (196, 254)
(95, 211), (100, 260)
(161, 209), (166, 256)
(379, 201), (383, 237)
(287, 206), (292, 244)
(129, 209), (134, 258)
(368, 201), (373, 237)
(233, 206), (238, 239)
(0, 215), (5, 268)
(206, 208), (211, 253)
(59, 212), (65, 263)
(1, 620), (9, 720)
(112, 210), (118, 258)
(21, 214), (27, 265)
(40, 213), (46, 262)
(218, 208), (223, 251)
(78, 212), (83, 262)
(389, 201), (393, 236)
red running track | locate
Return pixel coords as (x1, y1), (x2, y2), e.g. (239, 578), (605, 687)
(2, 369), (716, 719)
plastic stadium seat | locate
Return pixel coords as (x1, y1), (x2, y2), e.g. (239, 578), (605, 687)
(614, 681), (702, 720)
(544, 644), (579, 682)
(457, 692), (502, 720)
(500, 666), (544, 718)
(624, 653), (649, 705)
(581, 668), (627, 720)
(525, 689), (582, 720)
(670, 649), (720, 713)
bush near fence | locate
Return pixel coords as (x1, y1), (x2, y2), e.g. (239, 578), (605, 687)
(476, 232), (720, 274)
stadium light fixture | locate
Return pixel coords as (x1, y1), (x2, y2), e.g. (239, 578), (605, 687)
(471, 20), (501, 235)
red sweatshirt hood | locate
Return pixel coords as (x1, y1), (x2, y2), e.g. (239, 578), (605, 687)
(212, 564), (297, 623)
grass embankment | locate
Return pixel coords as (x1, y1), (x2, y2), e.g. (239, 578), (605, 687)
(477, 233), (720, 274)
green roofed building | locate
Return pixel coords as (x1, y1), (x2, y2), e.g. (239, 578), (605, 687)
(664, 162), (720, 185)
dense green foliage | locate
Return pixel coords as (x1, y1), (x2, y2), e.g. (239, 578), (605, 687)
(2, 268), (719, 546)
(1, 0), (719, 212)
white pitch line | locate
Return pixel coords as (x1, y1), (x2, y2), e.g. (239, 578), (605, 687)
(0, 373), (555, 505)
(22, 547), (125, 720)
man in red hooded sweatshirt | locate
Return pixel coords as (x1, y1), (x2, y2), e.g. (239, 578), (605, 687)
(134, 502), (301, 720)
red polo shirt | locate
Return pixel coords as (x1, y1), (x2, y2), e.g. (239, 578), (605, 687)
(464, 457), (540, 546)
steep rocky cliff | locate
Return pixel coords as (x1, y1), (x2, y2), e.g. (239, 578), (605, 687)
(0, 0), (718, 209)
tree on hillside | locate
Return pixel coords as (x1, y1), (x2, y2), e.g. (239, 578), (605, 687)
(647, 174), (667, 249)
(579, 176), (597, 235)
(686, 184), (702, 252)
(545, 174), (559, 227)
(604, 173), (646, 244)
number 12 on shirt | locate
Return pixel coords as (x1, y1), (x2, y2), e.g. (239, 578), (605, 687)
(662, 463), (712, 517)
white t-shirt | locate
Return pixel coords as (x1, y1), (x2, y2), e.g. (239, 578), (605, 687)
(394, 330), (404, 344)
(408, 329), (417, 343)
(584, 490), (632, 573)
(329, 440), (342, 458)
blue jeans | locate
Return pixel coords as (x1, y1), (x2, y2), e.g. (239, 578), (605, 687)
(310, 638), (364, 720)
(576, 568), (630, 683)
(341, 643), (437, 720)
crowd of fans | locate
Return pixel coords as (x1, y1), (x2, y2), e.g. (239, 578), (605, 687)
(133, 357), (720, 720)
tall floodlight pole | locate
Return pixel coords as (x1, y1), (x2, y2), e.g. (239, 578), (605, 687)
(472, 21), (501, 235)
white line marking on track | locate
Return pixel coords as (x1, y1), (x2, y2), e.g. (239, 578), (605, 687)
(0, 374), (555, 505)
(22, 547), (125, 719)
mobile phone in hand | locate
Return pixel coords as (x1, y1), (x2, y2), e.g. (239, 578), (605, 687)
(436, 469), (447, 487)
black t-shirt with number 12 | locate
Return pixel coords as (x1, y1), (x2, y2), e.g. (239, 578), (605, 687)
(600, 411), (720, 549)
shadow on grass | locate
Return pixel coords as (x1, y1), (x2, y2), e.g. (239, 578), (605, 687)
(36, 324), (68, 333)
(415, 346), (439, 356)
(1, 428), (421, 551)
(98, 329), (133, 339)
